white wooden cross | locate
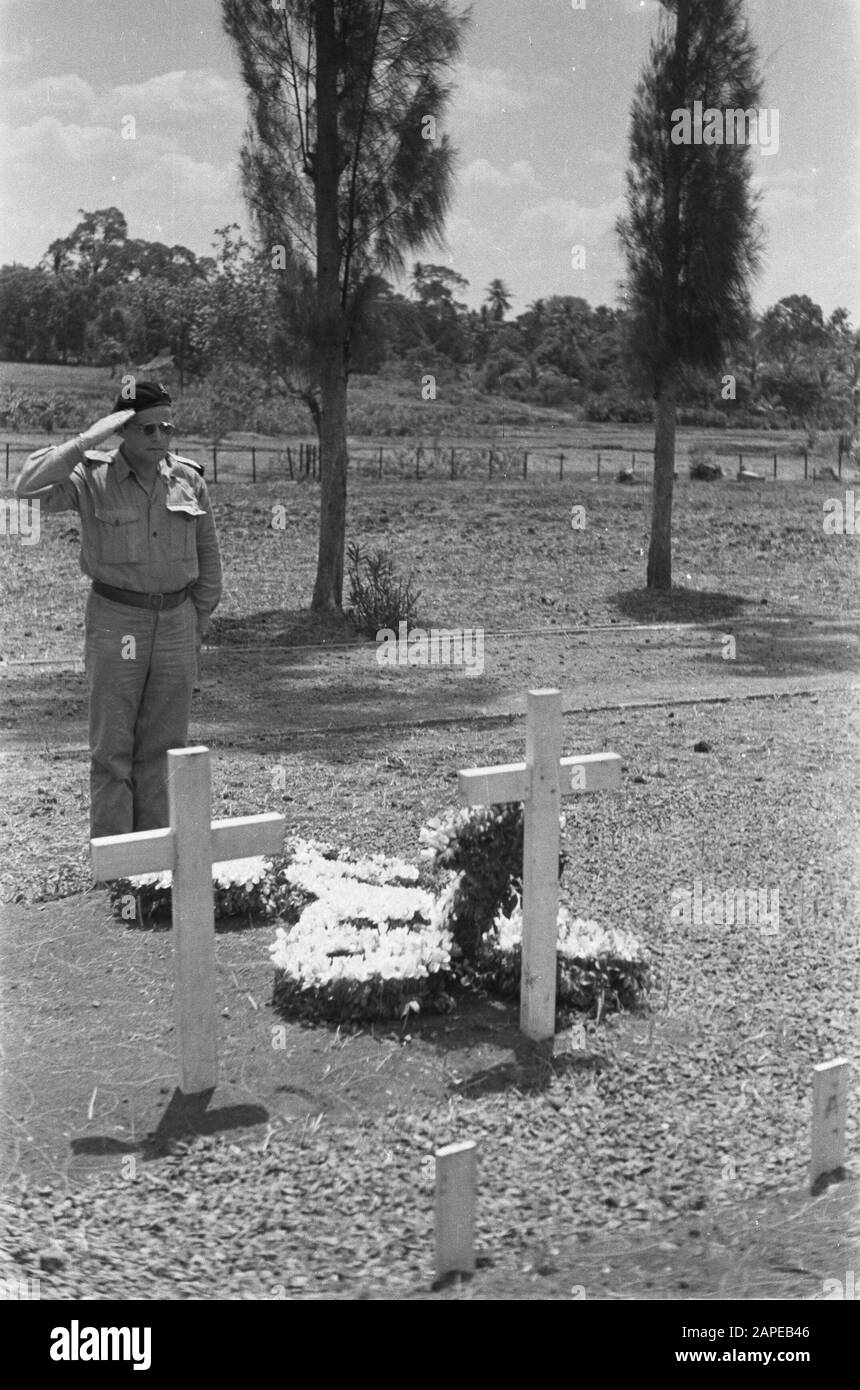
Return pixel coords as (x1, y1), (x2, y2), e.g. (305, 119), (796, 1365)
(458, 689), (622, 1041)
(91, 746), (285, 1094)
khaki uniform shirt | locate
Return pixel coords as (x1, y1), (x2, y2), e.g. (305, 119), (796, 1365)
(16, 443), (223, 620)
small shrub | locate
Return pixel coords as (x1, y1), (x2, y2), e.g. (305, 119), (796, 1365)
(677, 407), (729, 428)
(688, 442), (723, 481)
(584, 389), (654, 424)
(345, 541), (421, 637)
(0, 387), (81, 431)
(420, 804), (566, 961)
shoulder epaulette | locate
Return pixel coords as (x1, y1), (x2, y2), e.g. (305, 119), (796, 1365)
(83, 449), (114, 465)
(169, 453), (205, 477)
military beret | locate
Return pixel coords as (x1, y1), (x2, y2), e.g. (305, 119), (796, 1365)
(112, 380), (172, 415)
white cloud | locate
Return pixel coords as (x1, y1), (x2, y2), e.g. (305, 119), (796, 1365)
(449, 61), (536, 124)
(122, 150), (242, 241)
(0, 33), (33, 71)
(0, 66), (247, 265)
(0, 73), (97, 121)
(752, 167), (816, 218)
(109, 70), (245, 123)
(441, 213), (484, 250)
(0, 115), (241, 266)
(516, 194), (625, 244)
(588, 146), (623, 169)
(612, 0), (663, 15)
(0, 115), (119, 171)
(460, 158), (538, 191)
(1, 68), (245, 130)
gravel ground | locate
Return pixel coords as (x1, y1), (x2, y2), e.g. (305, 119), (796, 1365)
(2, 691), (858, 1301)
(2, 471), (858, 1300)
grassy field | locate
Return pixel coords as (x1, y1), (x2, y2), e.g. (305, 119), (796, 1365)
(0, 361), (111, 395)
(0, 359), (844, 488)
(1, 425), (859, 1300)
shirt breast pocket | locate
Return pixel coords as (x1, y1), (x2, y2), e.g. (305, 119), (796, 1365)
(93, 505), (144, 564)
(164, 506), (197, 559)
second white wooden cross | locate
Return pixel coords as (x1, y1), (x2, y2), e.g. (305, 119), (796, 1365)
(91, 746), (285, 1094)
(458, 689), (622, 1041)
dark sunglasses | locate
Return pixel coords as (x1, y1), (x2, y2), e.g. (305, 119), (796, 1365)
(130, 421), (176, 437)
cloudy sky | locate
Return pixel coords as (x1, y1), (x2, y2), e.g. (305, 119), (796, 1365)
(1, 0), (857, 320)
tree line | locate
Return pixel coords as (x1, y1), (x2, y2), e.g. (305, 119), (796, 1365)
(1, 209), (855, 436)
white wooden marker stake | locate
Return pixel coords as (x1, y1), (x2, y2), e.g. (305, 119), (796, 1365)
(458, 689), (622, 1041)
(435, 1141), (477, 1281)
(91, 746), (285, 1094)
(524, 689), (563, 1041)
(810, 1058), (849, 1189)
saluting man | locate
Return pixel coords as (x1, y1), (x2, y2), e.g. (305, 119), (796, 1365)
(14, 381), (222, 839)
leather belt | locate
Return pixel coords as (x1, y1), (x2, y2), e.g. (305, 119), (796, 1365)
(92, 581), (188, 611)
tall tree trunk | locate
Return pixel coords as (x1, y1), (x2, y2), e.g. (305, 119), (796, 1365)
(313, 352), (348, 608)
(311, 0), (349, 614)
(646, 0), (689, 592)
(647, 376), (677, 589)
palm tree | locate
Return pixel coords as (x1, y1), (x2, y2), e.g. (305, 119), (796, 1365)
(617, 0), (764, 589)
(484, 278), (512, 322)
(222, 0), (468, 612)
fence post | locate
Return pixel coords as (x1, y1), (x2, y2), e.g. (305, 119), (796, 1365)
(286, 446), (294, 480)
(378, 446), (383, 480)
(212, 445), (218, 482)
(5, 442), (9, 481)
(558, 452), (564, 480)
(596, 451), (601, 478)
(251, 447), (256, 483)
(773, 452), (777, 480)
(523, 450), (528, 479)
(631, 451), (636, 470)
(739, 452), (743, 472)
(450, 449), (456, 480)
(804, 448), (809, 480)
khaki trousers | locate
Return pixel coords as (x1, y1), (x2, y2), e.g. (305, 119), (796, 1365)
(85, 591), (197, 839)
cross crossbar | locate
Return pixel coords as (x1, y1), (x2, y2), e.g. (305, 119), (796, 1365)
(459, 751), (621, 805)
(91, 827), (174, 881)
(92, 813), (284, 881)
(458, 690), (623, 1040)
(90, 747), (286, 1093)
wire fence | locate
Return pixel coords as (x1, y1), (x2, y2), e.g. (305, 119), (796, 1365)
(2, 437), (835, 487)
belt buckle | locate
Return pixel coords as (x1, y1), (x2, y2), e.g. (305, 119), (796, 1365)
(148, 592), (165, 611)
